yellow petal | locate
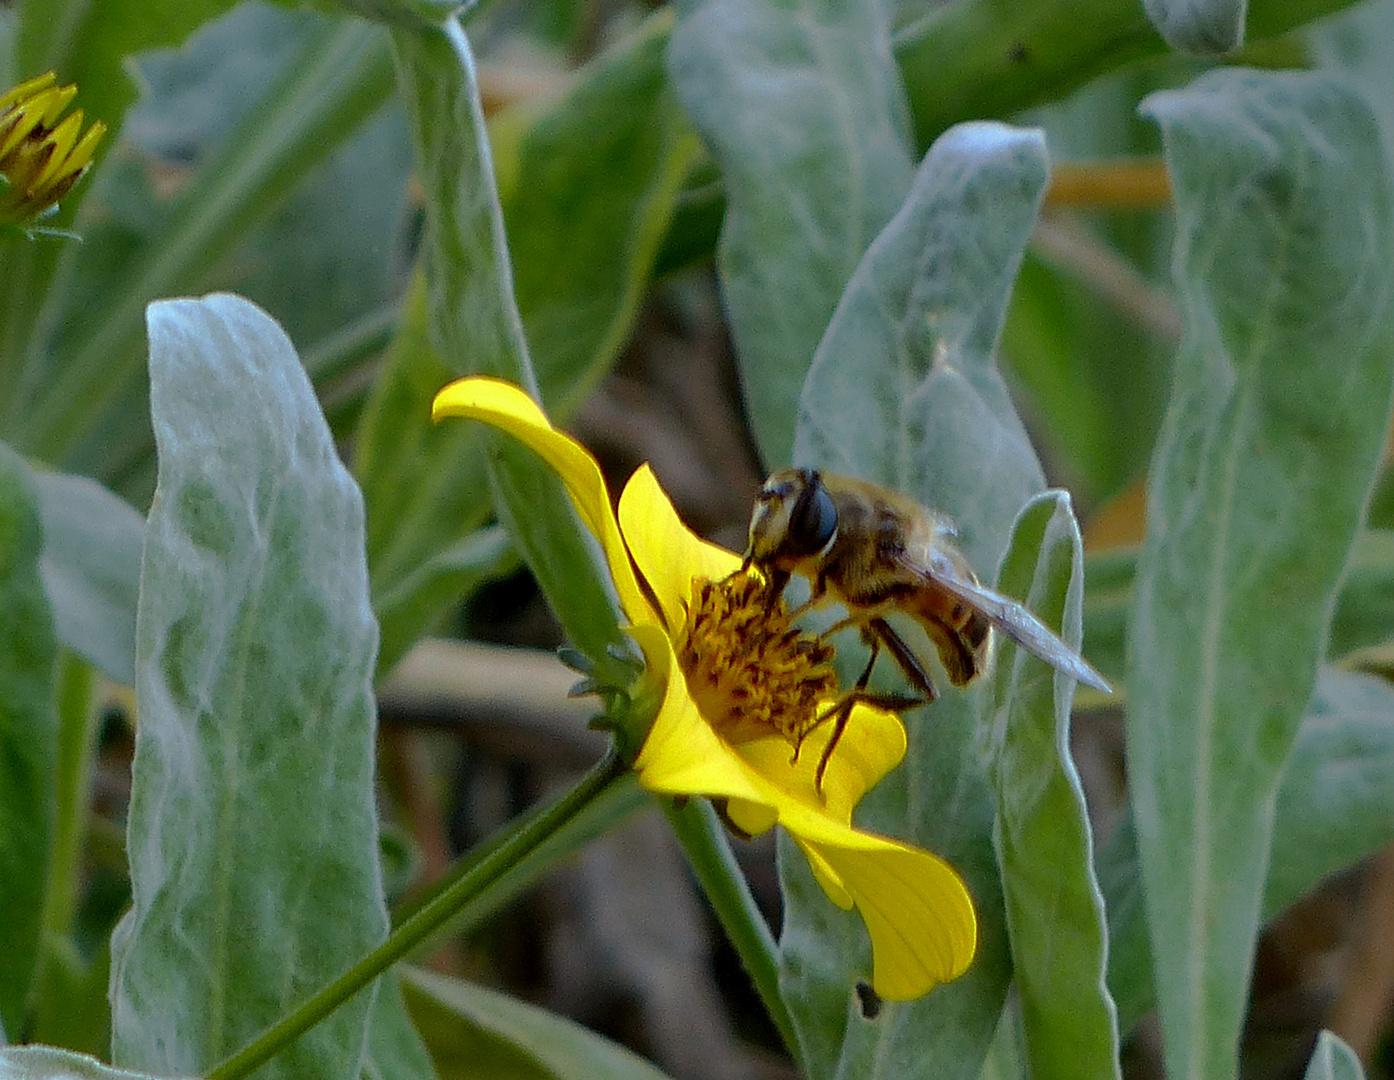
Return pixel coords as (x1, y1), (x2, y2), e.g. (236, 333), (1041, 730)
(798, 841), (853, 909)
(725, 702), (906, 825)
(432, 377), (652, 623)
(32, 109), (83, 191)
(724, 797), (778, 837)
(628, 624), (973, 1000)
(787, 819), (977, 1001)
(628, 624), (771, 806)
(618, 464), (740, 633)
(0, 73), (56, 114)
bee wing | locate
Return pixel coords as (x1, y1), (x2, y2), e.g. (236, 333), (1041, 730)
(920, 551), (1112, 693)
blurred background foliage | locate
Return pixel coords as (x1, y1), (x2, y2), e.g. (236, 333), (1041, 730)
(8, 0), (1394, 1078)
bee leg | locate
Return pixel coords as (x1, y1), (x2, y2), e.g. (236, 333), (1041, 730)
(866, 616), (937, 705)
(818, 606), (898, 641)
(818, 612), (863, 637)
(761, 567), (791, 613)
(814, 637), (882, 794)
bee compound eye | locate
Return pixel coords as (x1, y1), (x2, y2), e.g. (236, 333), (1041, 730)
(789, 477), (837, 555)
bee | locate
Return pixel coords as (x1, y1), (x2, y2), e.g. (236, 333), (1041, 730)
(740, 468), (1111, 789)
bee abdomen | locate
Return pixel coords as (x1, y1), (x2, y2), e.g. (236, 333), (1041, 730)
(914, 593), (991, 686)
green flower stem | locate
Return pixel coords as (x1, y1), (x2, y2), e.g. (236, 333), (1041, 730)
(206, 747), (629, 1080)
(390, 763), (648, 932)
(662, 798), (804, 1074)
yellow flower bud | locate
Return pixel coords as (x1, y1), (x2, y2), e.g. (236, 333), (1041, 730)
(0, 72), (105, 229)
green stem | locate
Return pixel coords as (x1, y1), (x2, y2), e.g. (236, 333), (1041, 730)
(207, 748), (628, 1080)
(662, 798), (804, 1074)
(390, 767), (647, 931)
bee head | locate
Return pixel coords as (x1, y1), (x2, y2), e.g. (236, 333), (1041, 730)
(743, 468), (839, 573)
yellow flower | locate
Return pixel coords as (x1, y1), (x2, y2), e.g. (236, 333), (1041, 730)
(0, 72), (105, 228)
(432, 376), (977, 1000)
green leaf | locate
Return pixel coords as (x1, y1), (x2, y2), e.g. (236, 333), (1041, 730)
(37, 657), (102, 973)
(1328, 531), (1394, 661)
(1265, 669), (1394, 916)
(667, 0), (916, 468)
(50, 4), (408, 405)
(400, 967), (675, 1080)
(985, 492), (1120, 1080)
(0, 0), (240, 379)
(795, 122), (1047, 568)
(1001, 242), (1174, 504)
(1312, 2), (1394, 180)
(978, 1005), (1028, 1080)
(374, 524), (517, 681)
(503, 10), (701, 418)
(1106, 668), (1394, 1035)
(31, 470), (143, 686)
(387, 19), (626, 671)
(783, 121), (1049, 1080)
(1304, 1031), (1365, 1080)
(1142, 0), (1245, 55)
(15, 16), (397, 469)
(226, 106), (414, 361)
(303, 0), (463, 28)
(362, 972), (438, 1080)
(354, 276), (495, 678)
(1096, 818), (1149, 1037)
(0, 1046), (182, 1080)
(26, 935), (111, 1058)
(0, 444), (58, 1038)
(1084, 530), (1394, 694)
(890, 0), (1357, 154)
(17, 0), (237, 134)
(1127, 70), (1394, 1080)
(392, 21), (532, 394)
(1080, 547), (1134, 691)
(1000, 63), (1180, 505)
(362, 13), (694, 673)
(650, 158), (723, 278)
(109, 295), (389, 1079)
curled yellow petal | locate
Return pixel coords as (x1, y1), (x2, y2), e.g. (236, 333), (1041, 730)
(431, 377), (652, 623)
(790, 825), (977, 1001)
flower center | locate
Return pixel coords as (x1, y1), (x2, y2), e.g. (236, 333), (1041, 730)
(675, 570), (837, 749)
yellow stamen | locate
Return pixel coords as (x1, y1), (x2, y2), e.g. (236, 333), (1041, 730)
(676, 571), (837, 752)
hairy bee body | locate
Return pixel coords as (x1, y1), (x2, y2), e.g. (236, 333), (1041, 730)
(742, 468), (1110, 787)
(786, 475), (992, 686)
